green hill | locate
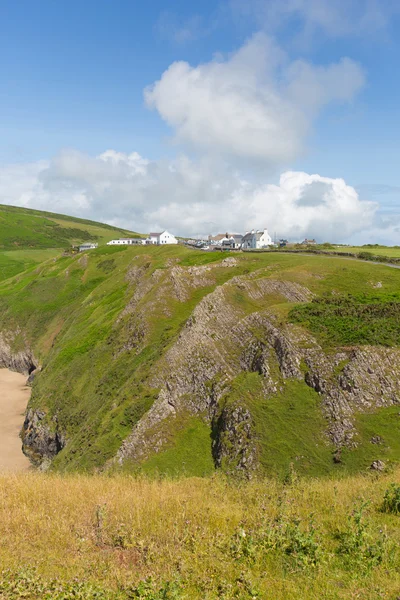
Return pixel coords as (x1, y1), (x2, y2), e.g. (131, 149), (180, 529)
(0, 204), (139, 250)
(0, 227), (399, 478)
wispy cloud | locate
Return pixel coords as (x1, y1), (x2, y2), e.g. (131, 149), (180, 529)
(230, 0), (399, 40)
(155, 11), (212, 44)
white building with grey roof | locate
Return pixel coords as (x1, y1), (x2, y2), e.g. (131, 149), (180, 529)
(241, 229), (273, 249)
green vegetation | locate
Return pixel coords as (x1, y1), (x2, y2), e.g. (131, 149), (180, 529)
(290, 292), (400, 347)
(0, 470), (399, 599)
(136, 415), (215, 477)
(0, 236), (399, 476)
(0, 249), (60, 282)
(382, 483), (400, 515)
(222, 374), (334, 477)
(327, 244), (400, 258)
(0, 204), (138, 250)
(0, 209), (400, 597)
(1, 207), (400, 477)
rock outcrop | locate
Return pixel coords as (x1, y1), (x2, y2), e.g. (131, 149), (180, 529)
(116, 273), (315, 474)
(21, 409), (66, 468)
(0, 331), (37, 376)
(116, 266), (400, 476)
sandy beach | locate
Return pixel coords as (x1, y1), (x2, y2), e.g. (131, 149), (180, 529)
(0, 369), (31, 472)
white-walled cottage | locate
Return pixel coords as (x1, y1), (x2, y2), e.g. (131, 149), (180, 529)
(78, 243), (98, 252)
(146, 231), (178, 245)
(241, 229), (273, 249)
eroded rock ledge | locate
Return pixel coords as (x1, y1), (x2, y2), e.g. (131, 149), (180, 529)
(0, 331), (37, 376)
(115, 270), (400, 477)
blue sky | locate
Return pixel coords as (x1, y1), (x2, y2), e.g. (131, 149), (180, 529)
(1, 0), (400, 241)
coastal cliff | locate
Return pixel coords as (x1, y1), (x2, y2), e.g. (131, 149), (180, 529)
(0, 244), (398, 476)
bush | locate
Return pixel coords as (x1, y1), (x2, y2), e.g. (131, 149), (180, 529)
(381, 484), (400, 515)
(335, 501), (395, 570)
(290, 293), (400, 347)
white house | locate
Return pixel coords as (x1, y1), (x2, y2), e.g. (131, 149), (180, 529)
(241, 229), (273, 249)
(107, 238), (145, 246)
(78, 243), (98, 252)
(146, 231), (178, 245)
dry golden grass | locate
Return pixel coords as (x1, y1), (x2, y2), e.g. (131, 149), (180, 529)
(0, 469), (399, 598)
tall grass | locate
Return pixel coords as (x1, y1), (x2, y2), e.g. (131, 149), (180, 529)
(0, 470), (399, 598)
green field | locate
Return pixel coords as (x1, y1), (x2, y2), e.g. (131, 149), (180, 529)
(332, 245), (400, 257)
(0, 204), (139, 250)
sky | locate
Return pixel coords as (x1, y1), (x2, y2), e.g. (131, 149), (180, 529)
(1, 0), (400, 242)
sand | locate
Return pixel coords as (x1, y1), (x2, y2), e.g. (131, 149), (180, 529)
(0, 369), (31, 472)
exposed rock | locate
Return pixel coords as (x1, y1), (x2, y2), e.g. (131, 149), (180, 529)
(26, 367), (41, 386)
(213, 403), (257, 476)
(370, 460), (385, 471)
(21, 409), (66, 467)
(117, 275), (311, 467)
(371, 435), (383, 445)
(233, 278), (313, 303)
(221, 257), (237, 267)
(0, 331), (37, 375)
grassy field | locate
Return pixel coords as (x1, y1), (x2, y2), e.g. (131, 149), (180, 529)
(332, 245), (400, 258)
(0, 204), (139, 250)
(0, 470), (399, 599)
(0, 249), (60, 282)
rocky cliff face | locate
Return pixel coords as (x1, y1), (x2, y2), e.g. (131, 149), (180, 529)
(116, 264), (400, 476)
(0, 331), (37, 376)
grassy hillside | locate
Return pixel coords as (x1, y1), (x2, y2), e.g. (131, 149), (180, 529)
(331, 244), (400, 258)
(1, 243), (400, 477)
(0, 204), (139, 250)
(0, 470), (399, 599)
(0, 249), (60, 282)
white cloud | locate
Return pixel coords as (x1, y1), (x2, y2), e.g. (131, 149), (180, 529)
(231, 0), (398, 38)
(0, 149), (379, 242)
(145, 33), (364, 164)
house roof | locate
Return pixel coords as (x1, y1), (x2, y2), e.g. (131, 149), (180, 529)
(209, 233), (227, 241)
(242, 232), (254, 241)
(149, 232), (163, 237)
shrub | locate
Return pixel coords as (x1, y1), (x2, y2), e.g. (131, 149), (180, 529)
(335, 501), (395, 570)
(381, 483), (400, 515)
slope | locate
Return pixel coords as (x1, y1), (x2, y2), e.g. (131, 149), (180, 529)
(0, 204), (140, 250)
(1, 242), (400, 478)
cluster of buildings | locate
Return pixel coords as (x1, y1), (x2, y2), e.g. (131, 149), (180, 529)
(78, 227), (317, 253)
(187, 229), (275, 251)
(78, 231), (178, 252)
(106, 230), (178, 247)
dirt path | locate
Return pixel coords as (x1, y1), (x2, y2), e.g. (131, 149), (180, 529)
(0, 369), (31, 472)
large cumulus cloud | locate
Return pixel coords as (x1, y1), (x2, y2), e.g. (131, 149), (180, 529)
(0, 149), (377, 241)
(145, 33), (364, 164)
